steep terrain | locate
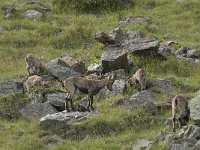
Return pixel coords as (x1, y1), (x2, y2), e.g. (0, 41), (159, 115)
(1, 0), (200, 150)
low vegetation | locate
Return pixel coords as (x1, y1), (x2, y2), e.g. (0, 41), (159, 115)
(1, 0), (200, 149)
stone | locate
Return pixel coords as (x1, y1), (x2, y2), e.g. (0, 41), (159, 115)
(46, 59), (80, 81)
(40, 111), (98, 135)
(132, 139), (153, 150)
(119, 16), (152, 26)
(28, 90), (46, 103)
(19, 102), (58, 120)
(0, 79), (24, 96)
(126, 31), (144, 39)
(121, 90), (156, 110)
(163, 134), (175, 145)
(25, 10), (43, 21)
(148, 79), (173, 93)
(142, 101), (159, 115)
(157, 45), (174, 58)
(87, 63), (103, 74)
(189, 94), (200, 125)
(0, 26), (6, 34)
(58, 56), (86, 74)
(45, 92), (68, 111)
(95, 32), (110, 45)
(108, 28), (126, 45)
(187, 49), (200, 58)
(82, 43), (92, 49)
(104, 69), (128, 81)
(101, 50), (129, 73)
(127, 38), (160, 56)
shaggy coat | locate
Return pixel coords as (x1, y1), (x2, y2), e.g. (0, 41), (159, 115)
(172, 94), (190, 132)
(25, 75), (47, 92)
(63, 75), (115, 112)
(25, 53), (44, 75)
(129, 69), (146, 91)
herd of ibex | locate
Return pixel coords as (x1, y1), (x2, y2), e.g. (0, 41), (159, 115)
(24, 53), (191, 132)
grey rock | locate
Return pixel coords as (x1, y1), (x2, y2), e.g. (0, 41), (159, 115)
(46, 59), (80, 81)
(97, 79), (126, 99)
(142, 101), (159, 115)
(175, 47), (188, 56)
(120, 16), (152, 26)
(170, 142), (189, 150)
(40, 111), (98, 135)
(87, 63), (103, 74)
(128, 40), (160, 55)
(126, 31), (144, 39)
(108, 28), (126, 45)
(191, 140), (200, 150)
(82, 43), (92, 49)
(164, 134), (175, 145)
(157, 45), (174, 58)
(19, 102), (58, 120)
(182, 125), (200, 140)
(101, 50), (129, 73)
(189, 94), (200, 125)
(121, 90), (156, 110)
(0, 26), (6, 34)
(132, 139), (153, 150)
(28, 90), (45, 103)
(187, 49), (200, 58)
(95, 32), (110, 45)
(104, 69), (128, 81)
(0, 79), (24, 96)
(46, 92), (68, 111)
(25, 10), (43, 21)
(58, 56), (86, 74)
(148, 79), (173, 93)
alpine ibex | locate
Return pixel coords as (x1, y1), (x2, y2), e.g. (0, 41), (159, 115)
(25, 75), (48, 92)
(25, 53), (44, 76)
(63, 75), (115, 112)
(128, 69), (146, 91)
(172, 94), (190, 132)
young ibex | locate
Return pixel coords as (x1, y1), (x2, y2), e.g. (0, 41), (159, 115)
(128, 69), (146, 91)
(172, 94), (190, 132)
(63, 75), (115, 112)
(25, 75), (48, 92)
(25, 53), (44, 76)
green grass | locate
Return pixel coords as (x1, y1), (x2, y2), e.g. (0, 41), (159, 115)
(1, 0), (200, 149)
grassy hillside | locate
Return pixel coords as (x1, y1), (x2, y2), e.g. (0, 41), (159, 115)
(1, 0), (200, 149)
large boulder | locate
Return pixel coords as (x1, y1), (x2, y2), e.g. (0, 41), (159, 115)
(148, 79), (173, 93)
(19, 102), (58, 120)
(58, 56), (86, 74)
(101, 50), (129, 73)
(189, 94), (200, 125)
(45, 92), (67, 111)
(40, 111), (98, 136)
(46, 59), (80, 81)
(25, 10), (43, 21)
(0, 79), (24, 96)
(121, 90), (156, 110)
(119, 16), (152, 26)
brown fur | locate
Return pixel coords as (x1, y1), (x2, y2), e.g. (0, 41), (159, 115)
(63, 75), (115, 112)
(25, 75), (47, 92)
(129, 69), (146, 91)
(85, 74), (102, 80)
(25, 53), (44, 76)
(172, 94), (190, 132)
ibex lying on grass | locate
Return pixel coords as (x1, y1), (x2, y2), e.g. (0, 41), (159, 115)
(63, 75), (115, 112)
(172, 94), (190, 132)
(25, 75), (48, 92)
(25, 53), (44, 76)
(128, 69), (146, 92)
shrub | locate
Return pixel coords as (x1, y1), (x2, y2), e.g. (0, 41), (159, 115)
(53, 0), (134, 14)
(0, 93), (30, 120)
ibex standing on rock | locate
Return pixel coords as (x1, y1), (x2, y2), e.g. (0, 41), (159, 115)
(172, 94), (190, 132)
(128, 69), (146, 92)
(25, 53), (44, 76)
(63, 75), (115, 112)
